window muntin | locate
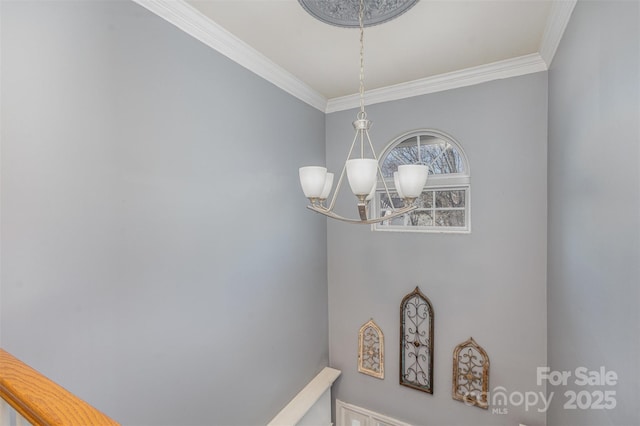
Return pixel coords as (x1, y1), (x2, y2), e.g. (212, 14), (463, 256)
(374, 130), (470, 233)
(380, 135), (466, 178)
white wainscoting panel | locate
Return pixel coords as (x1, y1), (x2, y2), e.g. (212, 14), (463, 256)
(336, 400), (411, 426)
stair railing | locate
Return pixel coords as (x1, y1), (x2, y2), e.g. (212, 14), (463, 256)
(0, 349), (119, 426)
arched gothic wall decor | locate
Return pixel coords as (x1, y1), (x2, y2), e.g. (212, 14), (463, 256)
(399, 286), (434, 393)
(452, 337), (490, 409)
(358, 319), (384, 379)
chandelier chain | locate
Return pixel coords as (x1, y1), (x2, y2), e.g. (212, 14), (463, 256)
(358, 0), (365, 116)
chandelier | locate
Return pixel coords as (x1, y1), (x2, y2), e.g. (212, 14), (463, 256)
(298, 0), (428, 224)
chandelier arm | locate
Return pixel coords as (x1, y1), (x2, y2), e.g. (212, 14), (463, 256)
(307, 204), (417, 225)
(377, 166), (396, 210)
(364, 127), (377, 160)
(363, 128), (398, 212)
(327, 162), (348, 212)
(327, 127), (364, 211)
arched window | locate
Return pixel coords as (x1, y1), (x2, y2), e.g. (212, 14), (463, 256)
(374, 130), (470, 232)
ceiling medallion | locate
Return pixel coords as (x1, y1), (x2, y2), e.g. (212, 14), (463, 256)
(298, 0), (418, 27)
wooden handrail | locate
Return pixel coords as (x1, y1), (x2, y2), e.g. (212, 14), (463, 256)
(0, 349), (119, 426)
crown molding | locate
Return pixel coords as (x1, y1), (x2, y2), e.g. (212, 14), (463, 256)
(132, 0), (573, 115)
(325, 53), (548, 113)
(539, 0), (577, 67)
(131, 0), (328, 112)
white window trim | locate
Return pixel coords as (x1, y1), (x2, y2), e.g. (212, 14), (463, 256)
(372, 185), (471, 234)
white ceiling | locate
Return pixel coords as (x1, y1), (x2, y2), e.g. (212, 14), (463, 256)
(187, 0), (551, 99)
(134, 0), (576, 111)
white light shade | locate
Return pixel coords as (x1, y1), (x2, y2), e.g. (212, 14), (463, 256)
(346, 159), (378, 196)
(393, 171), (405, 199)
(397, 164), (428, 198)
(320, 172), (334, 200)
(299, 166), (327, 198)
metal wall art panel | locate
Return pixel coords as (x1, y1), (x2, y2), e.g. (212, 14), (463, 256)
(452, 337), (490, 409)
(399, 286), (434, 393)
(358, 319), (384, 379)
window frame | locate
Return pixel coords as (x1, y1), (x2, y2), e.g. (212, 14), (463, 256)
(372, 129), (471, 234)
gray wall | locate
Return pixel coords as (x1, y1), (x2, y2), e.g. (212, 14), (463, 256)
(327, 73), (548, 426)
(547, 1), (640, 425)
(0, 1), (328, 425)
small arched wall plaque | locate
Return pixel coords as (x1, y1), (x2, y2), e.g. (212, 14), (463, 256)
(358, 319), (384, 379)
(452, 337), (490, 409)
(400, 286), (434, 393)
